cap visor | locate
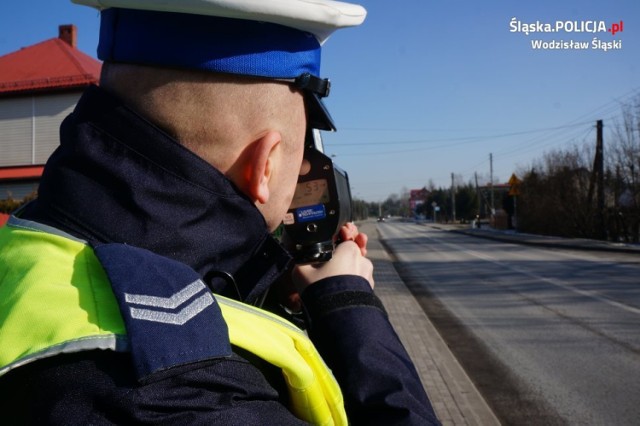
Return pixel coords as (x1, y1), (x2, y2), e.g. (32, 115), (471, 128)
(306, 93), (336, 131)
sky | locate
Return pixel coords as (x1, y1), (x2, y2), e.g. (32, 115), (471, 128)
(1, 1), (639, 202)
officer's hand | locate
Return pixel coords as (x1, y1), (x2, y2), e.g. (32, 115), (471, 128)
(340, 222), (368, 257)
(293, 225), (374, 292)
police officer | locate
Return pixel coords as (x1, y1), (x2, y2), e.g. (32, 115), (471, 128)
(0, 1), (440, 424)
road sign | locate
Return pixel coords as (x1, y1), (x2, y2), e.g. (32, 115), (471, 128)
(508, 173), (521, 196)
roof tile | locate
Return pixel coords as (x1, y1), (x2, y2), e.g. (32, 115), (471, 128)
(0, 36), (101, 95)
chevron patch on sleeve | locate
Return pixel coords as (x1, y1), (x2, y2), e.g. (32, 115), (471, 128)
(94, 243), (232, 380)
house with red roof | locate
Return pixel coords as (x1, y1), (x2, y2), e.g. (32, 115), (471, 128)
(0, 25), (101, 206)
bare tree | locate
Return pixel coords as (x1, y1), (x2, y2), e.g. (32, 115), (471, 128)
(607, 95), (640, 241)
(519, 144), (595, 238)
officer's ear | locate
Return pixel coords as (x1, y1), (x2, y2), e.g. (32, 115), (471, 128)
(243, 131), (281, 204)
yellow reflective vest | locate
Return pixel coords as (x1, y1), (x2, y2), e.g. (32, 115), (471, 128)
(0, 217), (347, 425)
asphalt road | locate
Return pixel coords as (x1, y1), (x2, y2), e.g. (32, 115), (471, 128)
(378, 219), (640, 426)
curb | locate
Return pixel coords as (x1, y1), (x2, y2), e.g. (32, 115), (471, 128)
(433, 225), (640, 255)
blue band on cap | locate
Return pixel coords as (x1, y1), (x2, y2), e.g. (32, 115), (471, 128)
(98, 8), (321, 79)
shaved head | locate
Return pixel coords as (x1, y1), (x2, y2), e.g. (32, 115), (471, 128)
(100, 62), (308, 230)
(100, 63), (305, 172)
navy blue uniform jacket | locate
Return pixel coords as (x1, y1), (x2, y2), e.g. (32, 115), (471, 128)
(0, 86), (440, 425)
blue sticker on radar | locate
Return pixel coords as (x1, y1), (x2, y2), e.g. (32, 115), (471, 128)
(295, 204), (326, 223)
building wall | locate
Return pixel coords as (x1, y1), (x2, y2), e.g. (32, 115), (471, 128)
(0, 180), (38, 200)
(0, 91), (79, 167)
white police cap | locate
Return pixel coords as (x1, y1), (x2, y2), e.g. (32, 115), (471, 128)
(72, 0), (366, 45)
(72, 0), (366, 130)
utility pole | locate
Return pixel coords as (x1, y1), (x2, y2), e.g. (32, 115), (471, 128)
(489, 153), (495, 214)
(596, 120), (605, 239)
(451, 172), (456, 223)
(587, 120), (605, 239)
(475, 172), (482, 217)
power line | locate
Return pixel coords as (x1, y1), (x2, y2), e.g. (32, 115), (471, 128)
(325, 121), (593, 148)
(343, 87), (640, 197)
(326, 87), (640, 159)
(329, 122), (596, 157)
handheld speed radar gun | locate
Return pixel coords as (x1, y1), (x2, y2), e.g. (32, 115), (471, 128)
(282, 129), (352, 264)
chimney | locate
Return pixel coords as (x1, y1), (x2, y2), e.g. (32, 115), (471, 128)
(58, 24), (77, 48)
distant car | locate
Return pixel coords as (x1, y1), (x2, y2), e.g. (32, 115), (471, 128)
(377, 217), (386, 222)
